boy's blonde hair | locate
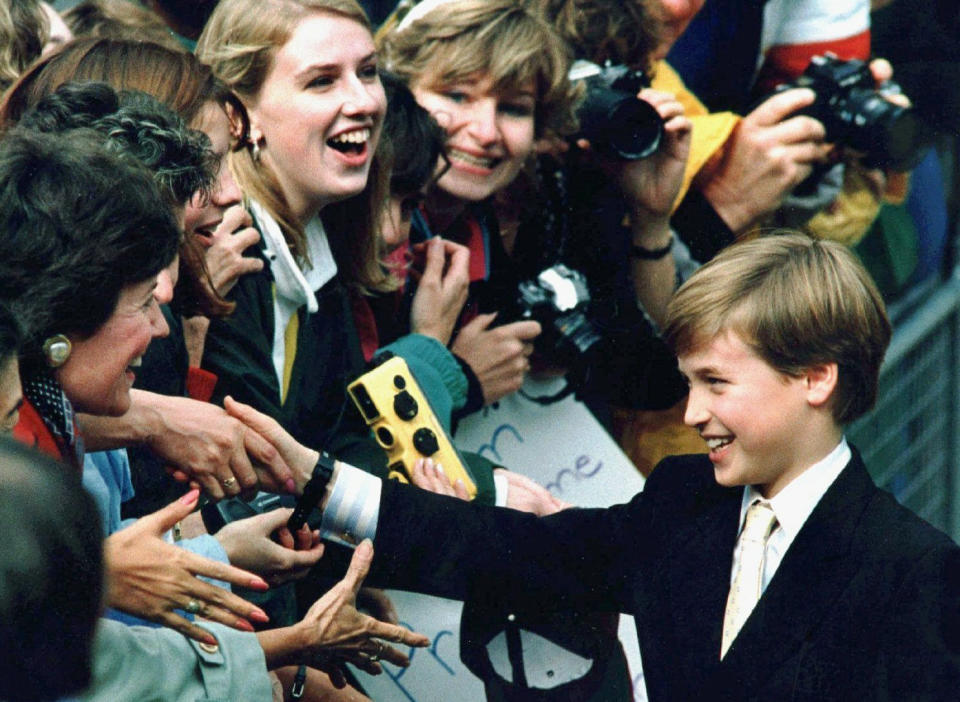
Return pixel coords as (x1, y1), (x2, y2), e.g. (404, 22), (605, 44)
(197, 0), (391, 292)
(664, 232), (891, 425)
(379, 0), (580, 138)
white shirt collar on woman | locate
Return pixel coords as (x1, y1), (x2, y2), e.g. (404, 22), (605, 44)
(248, 199), (337, 395)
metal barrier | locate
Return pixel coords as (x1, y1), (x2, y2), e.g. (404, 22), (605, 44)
(848, 274), (960, 541)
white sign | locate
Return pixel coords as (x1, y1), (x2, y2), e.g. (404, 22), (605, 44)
(354, 376), (648, 701)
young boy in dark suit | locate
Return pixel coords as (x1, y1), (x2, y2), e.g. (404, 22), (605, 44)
(231, 232), (960, 701)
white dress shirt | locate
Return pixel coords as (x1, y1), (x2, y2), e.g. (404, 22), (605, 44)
(731, 437), (851, 593)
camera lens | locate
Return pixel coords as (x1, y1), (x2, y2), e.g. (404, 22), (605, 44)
(577, 87), (663, 160)
(861, 96), (922, 170)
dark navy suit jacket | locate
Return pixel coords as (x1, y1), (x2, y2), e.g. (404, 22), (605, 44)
(365, 451), (960, 701)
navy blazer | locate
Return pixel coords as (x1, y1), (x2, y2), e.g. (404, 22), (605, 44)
(366, 450), (960, 701)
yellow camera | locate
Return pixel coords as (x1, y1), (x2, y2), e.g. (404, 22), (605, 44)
(348, 354), (477, 498)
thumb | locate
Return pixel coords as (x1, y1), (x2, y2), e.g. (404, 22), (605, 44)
(749, 87), (816, 127)
(502, 319), (542, 341)
(138, 489), (200, 536)
(341, 538), (374, 595)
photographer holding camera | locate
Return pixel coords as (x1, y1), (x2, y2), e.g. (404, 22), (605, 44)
(661, 0), (919, 255)
(379, 0), (692, 436)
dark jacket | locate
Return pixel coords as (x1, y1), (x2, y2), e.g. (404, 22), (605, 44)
(361, 450), (960, 701)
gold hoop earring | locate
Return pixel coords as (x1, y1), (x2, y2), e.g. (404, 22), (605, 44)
(42, 334), (72, 368)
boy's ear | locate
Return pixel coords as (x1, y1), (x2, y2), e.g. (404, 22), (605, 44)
(803, 362), (838, 409)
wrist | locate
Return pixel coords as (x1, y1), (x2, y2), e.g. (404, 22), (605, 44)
(292, 448), (321, 494)
(699, 181), (753, 234)
(631, 219), (673, 249)
(130, 390), (164, 446)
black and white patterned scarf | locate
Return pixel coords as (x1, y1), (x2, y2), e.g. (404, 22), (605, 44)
(21, 368), (84, 469)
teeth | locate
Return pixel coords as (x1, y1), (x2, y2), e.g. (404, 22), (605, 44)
(330, 128), (370, 145)
(450, 148), (495, 169)
(706, 437), (732, 450)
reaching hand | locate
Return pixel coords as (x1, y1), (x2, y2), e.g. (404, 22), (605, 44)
(194, 204), (264, 297)
(409, 237), (470, 346)
(495, 468), (572, 516)
(140, 391), (295, 499)
(214, 507), (324, 586)
(451, 313), (540, 404)
(222, 395), (319, 493)
(104, 489), (271, 644)
(698, 87), (832, 233)
(293, 540), (429, 686)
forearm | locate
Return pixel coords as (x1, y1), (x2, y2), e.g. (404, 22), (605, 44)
(629, 216), (676, 327)
(78, 389), (162, 451)
(256, 625), (308, 669)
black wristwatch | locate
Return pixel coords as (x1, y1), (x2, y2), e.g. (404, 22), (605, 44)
(287, 451), (336, 532)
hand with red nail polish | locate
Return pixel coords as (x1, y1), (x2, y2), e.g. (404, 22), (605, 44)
(104, 489), (273, 643)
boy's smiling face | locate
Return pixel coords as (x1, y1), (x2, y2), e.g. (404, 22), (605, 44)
(678, 330), (838, 498)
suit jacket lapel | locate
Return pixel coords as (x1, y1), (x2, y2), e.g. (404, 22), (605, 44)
(716, 453), (877, 689)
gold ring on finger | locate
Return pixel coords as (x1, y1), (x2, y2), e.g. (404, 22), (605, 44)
(185, 599), (202, 615)
(222, 477), (237, 488)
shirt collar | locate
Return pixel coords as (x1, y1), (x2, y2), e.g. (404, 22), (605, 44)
(249, 199), (337, 312)
(740, 437), (851, 541)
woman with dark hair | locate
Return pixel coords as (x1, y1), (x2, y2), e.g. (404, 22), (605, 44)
(0, 126), (427, 699)
(0, 37), (293, 505)
(378, 70), (448, 252)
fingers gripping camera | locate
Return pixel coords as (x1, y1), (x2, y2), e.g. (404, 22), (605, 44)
(348, 354), (477, 499)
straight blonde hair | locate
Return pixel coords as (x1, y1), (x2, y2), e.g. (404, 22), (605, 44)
(664, 232), (891, 425)
(197, 0), (392, 291)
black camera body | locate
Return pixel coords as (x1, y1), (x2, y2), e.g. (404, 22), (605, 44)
(569, 60), (663, 160)
(779, 54), (921, 170)
(517, 264), (602, 368)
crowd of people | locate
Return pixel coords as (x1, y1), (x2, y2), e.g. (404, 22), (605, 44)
(0, 0), (958, 701)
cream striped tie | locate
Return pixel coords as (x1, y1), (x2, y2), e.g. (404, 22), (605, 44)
(721, 500), (778, 659)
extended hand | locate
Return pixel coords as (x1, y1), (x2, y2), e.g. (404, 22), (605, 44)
(214, 507), (324, 586)
(294, 540), (429, 685)
(222, 395), (319, 493)
(142, 392), (295, 499)
(451, 313), (540, 404)
(104, 489), (271, 644)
